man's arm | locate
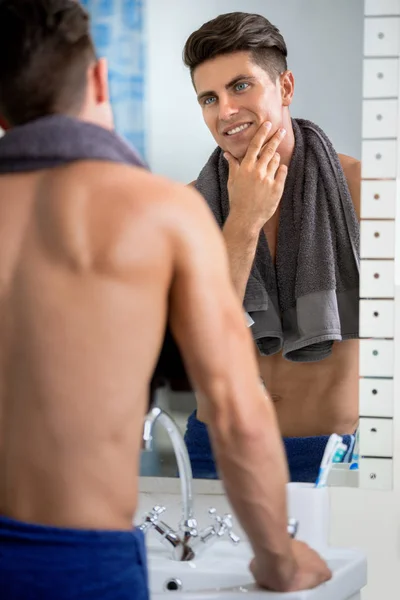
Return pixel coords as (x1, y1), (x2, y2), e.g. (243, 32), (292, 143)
(186, 182), (259, 303)
(165, 183), (330, 592)
(189, 124), (287, 302)
(338, 154), (361, 221)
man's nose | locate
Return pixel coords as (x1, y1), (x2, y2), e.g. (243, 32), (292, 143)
(218, 95), (240, 122)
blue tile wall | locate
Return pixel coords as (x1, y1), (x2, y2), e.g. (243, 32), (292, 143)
(80, 0), (146, 160)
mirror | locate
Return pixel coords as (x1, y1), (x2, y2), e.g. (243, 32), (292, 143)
(85, 0), (364, 486)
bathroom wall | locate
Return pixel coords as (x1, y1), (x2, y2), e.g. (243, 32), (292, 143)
(81, 0), (147, 159)
(145, 0), (363, 183)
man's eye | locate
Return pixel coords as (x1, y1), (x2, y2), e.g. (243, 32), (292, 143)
(204, 96), (216, 106)
(235, 82), (249, 91)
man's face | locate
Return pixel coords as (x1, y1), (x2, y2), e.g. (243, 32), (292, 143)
(193, 51), (287, 160)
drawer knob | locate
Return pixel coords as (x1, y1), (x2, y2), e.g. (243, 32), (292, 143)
(377, 72), (384, 79)
(374, 273), (380, 279)
(374, 231), (380, 238)
(376, 114), (383, 121)
(371, 428), (378, 433)
(374, 193), (380, 200)
(373, 311), (379, 317)
(378, 32), (385, 39)
(370, 473), (377, 480)
(372, 389), (378, 395)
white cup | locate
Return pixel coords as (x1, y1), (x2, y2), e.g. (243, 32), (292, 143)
(286, 482), (330, 550)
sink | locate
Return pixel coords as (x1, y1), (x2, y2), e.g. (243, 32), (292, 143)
(147, 540), (367, 599)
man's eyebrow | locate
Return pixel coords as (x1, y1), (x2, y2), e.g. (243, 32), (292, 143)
(196, 74), (257, 102)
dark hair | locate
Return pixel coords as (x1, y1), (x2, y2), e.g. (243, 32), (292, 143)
(0, 0), (96, 126)
(183, 12), (288, 82)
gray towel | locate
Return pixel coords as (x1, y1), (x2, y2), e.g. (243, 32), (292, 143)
(195, 118), (360, 362)
(0, 114), (146, 172)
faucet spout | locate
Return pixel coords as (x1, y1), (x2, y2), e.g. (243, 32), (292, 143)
(143, 407), (196, 532)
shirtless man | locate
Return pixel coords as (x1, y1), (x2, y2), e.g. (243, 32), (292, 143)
(183, 12), (360, 481)
(0, 1), (330, 598)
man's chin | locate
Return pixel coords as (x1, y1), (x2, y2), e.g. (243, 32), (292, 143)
(222, 142), (248, 161)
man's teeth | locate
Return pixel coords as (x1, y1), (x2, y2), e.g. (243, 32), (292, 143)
(227, 123), (251, 136)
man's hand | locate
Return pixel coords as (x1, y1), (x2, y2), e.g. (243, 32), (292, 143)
(250, 540), (332, 592)
(224, 122), (288, 231)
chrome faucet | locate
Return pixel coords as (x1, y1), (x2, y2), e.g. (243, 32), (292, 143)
(142, 407), (198, 544)
(139, 406), (240, 561)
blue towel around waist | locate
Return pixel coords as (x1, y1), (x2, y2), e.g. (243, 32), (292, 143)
(184, 411), (355, 483)
(0, 515), (149, 600)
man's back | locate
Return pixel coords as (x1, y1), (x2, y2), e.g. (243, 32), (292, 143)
(0, 2), (332, 595)
(0, 162), (175, 529)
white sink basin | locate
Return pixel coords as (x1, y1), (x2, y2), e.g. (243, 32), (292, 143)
(147, 540), (367, 599)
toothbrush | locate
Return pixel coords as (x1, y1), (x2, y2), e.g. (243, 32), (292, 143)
(315, 441), (348, 488)
(314, 434), (344, 487)
(320, 434), (343, 469)
(349, 429), (360, 471)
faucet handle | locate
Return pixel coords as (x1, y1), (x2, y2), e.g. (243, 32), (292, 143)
(208, 508), (240, 545)
(138, 505), (167, 532)
(287, 517), (299, 539)
(148, 505), (166, 521)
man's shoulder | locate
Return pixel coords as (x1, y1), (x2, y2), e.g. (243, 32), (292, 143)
(72, 161), (190, 205)
(337, 153), (361, 180)
(337, 154), (361, 220)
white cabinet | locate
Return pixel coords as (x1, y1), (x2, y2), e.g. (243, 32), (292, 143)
(359, 378), (394, 417)
(363, 58), (399, 97)
(361, 140), (397, 178)
(359, 458), (393, 489)
(360, 260), (395, 297)
(359, 417), (393, 457)
(361, 180), (396, 218)
(359, 340), (394, 377)
(362, 99), (398, 137)
(359, 299), (395, 337)
(365, 0), (400, 16)
(364, 17), (400, 56)
(360, 220), (395, 258)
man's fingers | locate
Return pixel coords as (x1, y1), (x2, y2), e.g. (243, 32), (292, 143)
(258, 128), (286, 170)
(266, 152), (281, 179)
(224, 151), (239, 181)
(274, 164), (288, 189)
(242, 121), (272, 165)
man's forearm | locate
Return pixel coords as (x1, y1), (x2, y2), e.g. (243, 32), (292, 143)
(207, 386), (295, 589)
(223, 213), (260, 303)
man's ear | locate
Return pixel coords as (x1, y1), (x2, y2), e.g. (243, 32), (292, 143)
(280, 71), (295, 107)
(93, 57), (110, 104)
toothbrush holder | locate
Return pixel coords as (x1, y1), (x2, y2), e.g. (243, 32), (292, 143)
(287, 482), (330, 550)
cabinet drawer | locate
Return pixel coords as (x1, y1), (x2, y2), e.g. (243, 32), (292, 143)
(360, 458), (393, 490)
(359, 339), (394, 376)
(362, 99), (398, 138)
(359, 378), (394, 417)
(361, 180), (396, 218)
(359, 299), (395, 337)
(363, 58), (399, 98)
(360, 220), (395, 258)
(364, 17), (400, 56)
(361, 140), (397, 178)
(359, 417), (393, 457)
(360, 260), (394, 297)
(365, 0), (400, 15)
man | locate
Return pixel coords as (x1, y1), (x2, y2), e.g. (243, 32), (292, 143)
(0, 1), (330, 598)
(183, 12), (360, 482)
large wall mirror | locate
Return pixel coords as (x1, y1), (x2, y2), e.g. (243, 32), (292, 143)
(83, 0), (396, 490)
